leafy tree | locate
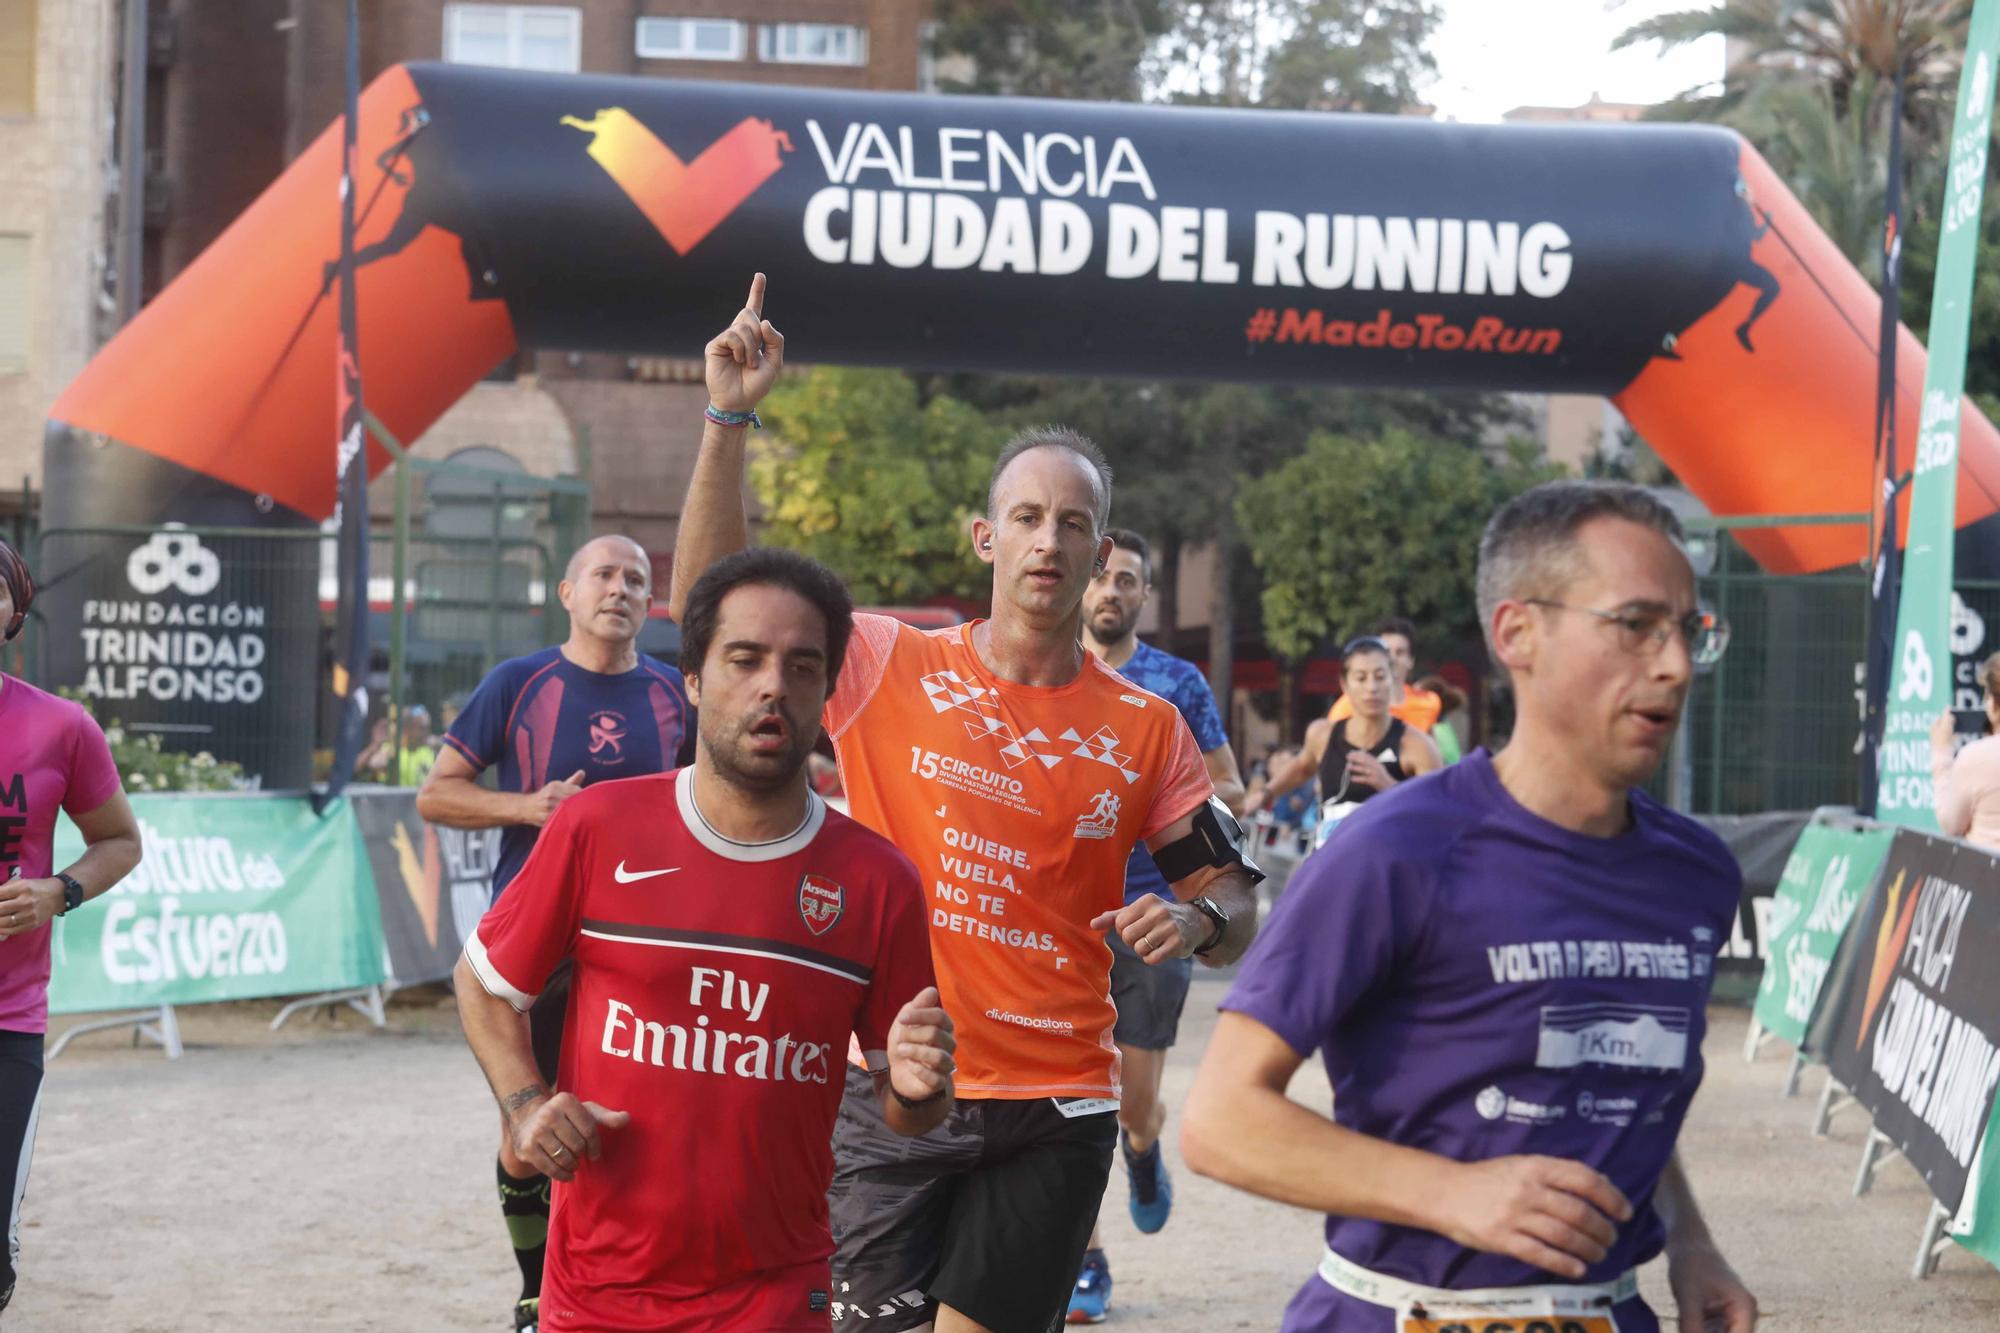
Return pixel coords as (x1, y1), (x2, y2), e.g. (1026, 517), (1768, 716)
(1151, 0), (1441, 111)
(1617, 1), (1970, 149)
(1902, 185), (2000, 416)
(751, 368), (1003, 604)
(1730, 75), (1899, 269)
(926, 1), (1172, 102)
(1237, 430), (1559, 681)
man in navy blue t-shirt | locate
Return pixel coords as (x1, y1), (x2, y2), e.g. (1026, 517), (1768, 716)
(1069, 528), (1245, 1323)
(1184, 482), (1758, 1333)
(419, 533), (691, 1333)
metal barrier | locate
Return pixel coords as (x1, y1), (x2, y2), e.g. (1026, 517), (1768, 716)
(1678, 530), (1871, 814)
(1662, 514), (2000, 815)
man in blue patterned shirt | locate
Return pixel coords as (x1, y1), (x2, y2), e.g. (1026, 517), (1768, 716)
(1069, 528), (1247, 1323)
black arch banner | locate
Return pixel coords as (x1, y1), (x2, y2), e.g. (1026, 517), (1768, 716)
(49, 64), (2000, 574)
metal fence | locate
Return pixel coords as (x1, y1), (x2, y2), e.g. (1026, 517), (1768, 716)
(378, 456), (593, 738)
(1659, 519), (2000, 816)
(1665, 530), (1871, 815)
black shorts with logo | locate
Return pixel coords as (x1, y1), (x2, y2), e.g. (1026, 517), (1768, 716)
(828, 1066), (1118, 1333)
(1108, 929), (1195, 1051)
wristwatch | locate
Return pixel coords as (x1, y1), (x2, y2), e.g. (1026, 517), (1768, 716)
(1189, 895), (1230, 956)
(55, 873), (84, 917)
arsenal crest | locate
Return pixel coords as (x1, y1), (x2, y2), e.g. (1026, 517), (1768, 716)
(798, 873), (845, 936)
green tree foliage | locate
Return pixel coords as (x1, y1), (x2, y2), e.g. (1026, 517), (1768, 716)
(1237, 431), (1560, 663)
(1730, 75), (1898, 268)
(1618, 1), (1970, 149)
(926, 1), (1172, 101)
(750, 368), (1003, 604)
(1151, 0), (1441, 110)
(1902, 186), (2000, 415)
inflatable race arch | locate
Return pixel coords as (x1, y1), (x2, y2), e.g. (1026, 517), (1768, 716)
(45, 63), (2000, 575)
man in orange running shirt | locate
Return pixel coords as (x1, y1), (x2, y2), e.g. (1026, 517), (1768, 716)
(670, 275), (1263, 1333)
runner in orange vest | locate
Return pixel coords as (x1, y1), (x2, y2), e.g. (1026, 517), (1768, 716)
(669, 273), (1264, 1333)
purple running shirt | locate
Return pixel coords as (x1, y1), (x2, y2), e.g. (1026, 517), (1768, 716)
(1221, 748), (1739, 1331)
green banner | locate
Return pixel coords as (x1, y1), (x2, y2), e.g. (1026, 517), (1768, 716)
(1752, 821), (1896, 1047)
(47, 794), (386, 1014)
(1877, 6), (2000, 827)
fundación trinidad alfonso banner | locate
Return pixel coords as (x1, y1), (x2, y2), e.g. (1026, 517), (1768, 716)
(1808, 828), (2000, 1214)
(1752, 820), (1896, 1049)
(1875, 0), (2000, 827)
(47, 795), (384, 1014)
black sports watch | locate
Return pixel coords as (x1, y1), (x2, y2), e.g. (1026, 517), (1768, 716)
(1189, 896), (1230, 956)
(55, 873), (84, 917)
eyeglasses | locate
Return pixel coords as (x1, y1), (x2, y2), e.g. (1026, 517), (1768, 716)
(1525, 599), (1731, 668)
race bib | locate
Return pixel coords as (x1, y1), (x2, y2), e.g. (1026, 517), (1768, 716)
(1397, 1298), (1621, 1333)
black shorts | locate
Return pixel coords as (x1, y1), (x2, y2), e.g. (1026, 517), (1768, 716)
(1108, 929), (1194, 1051)
(828, 1066), (1117, 1333)
(528, 957), (572, 1087)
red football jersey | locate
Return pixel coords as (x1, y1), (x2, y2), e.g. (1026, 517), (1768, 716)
(466, 769), (933, 1332)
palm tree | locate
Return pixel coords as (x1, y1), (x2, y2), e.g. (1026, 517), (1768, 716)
(1615, 1), (1971, 146)
(1731, 75), (1902, 268)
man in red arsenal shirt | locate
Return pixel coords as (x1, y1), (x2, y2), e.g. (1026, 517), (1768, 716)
(456, 547), (955, 1333)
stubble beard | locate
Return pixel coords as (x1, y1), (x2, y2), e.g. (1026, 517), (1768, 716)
(698, 718), (811, 796)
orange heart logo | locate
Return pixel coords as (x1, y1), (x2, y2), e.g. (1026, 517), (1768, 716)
(563, 109), (791, 255)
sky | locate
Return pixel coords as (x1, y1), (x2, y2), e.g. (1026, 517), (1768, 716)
(1426, 0), (1727, 122)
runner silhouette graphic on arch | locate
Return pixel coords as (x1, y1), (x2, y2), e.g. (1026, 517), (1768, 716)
(1658, 174), (1782, 361)
(320, 104), (503, 303)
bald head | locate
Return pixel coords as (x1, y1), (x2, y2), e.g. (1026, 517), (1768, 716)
(561, 535), (653, 652)
(566, 535), (650, 588)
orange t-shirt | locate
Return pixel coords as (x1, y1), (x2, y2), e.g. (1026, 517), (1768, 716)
(1328, 685), (1441, 733)
(825, 616), (1214, 1099)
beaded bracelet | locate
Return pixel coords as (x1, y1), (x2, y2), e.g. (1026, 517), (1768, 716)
(705, 404), (762, 430)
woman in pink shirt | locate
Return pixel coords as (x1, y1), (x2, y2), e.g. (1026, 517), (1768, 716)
(0, 540), (142, 1314)
(1931, 652), (2000, 850)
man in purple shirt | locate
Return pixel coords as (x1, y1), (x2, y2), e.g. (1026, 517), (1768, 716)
(1184, 481), (1758, 1332)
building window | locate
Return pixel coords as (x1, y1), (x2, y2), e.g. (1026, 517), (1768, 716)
(0, 0), (34, 117)
(636, 17), (745, 61)
(443, 5), (582, 73)
(758, 23), (867, 67)
(0, 234), (28, 374)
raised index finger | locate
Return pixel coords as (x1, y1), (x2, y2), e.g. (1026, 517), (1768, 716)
(745, 271), (766, 318)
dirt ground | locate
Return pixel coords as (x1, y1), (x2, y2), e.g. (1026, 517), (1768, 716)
(8, 983), (2000, 1332)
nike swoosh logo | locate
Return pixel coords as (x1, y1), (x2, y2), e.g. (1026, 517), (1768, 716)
(613, 862), (681, 884)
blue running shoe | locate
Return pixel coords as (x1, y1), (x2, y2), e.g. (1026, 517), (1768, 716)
(1124, 1133), (1173, 1234)
(1067, 1248), (1111, 1324)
